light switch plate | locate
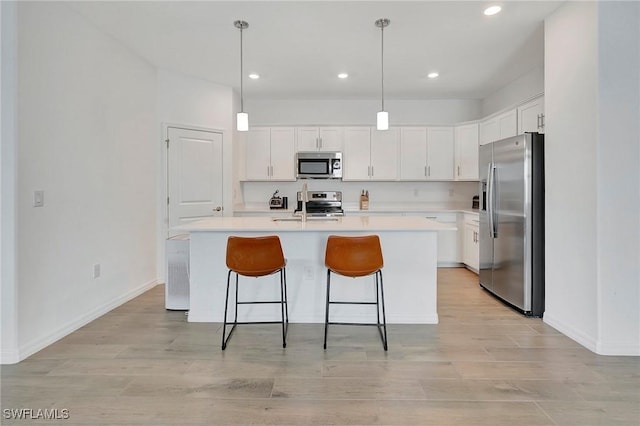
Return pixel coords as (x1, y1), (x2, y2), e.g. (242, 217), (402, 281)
(34, 190), (44, 207)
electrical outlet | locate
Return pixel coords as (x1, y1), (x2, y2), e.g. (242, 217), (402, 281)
(33, 190), (44, 207)
(303, 266), (314, 280)
(93, 264), (101, 279)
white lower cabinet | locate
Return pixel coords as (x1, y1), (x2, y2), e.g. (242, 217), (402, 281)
(463, 213), (479, 272)
(405, 212), (459, 266)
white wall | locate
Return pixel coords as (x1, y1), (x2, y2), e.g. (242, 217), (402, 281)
(156, 69), (236, 278)
(1, 1), (19, 364)
(595, 1), (639, 354)
(545, 2), (599, 350)
(545, 1), (640, 355)
(481, 66), (544, 117)
(246, 99), (481, 126)
(15, 2), (158, 361)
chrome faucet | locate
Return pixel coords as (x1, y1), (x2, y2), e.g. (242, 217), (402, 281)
(301, 182), (308, 222)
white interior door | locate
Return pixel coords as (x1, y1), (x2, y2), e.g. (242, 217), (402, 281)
(167, 127), (223, 236)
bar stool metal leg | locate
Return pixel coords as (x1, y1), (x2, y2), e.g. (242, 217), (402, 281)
(377, 270), (388, 350)
(222, 270), (238, 350)
(280, 269), (289, 348)
(323, 269), (331, 350)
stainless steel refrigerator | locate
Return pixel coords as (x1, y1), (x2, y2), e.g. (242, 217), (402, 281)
(479, 133), (544, 317)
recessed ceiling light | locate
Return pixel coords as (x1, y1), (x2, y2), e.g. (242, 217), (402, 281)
(427, 72), (439, 79)
(484, 6), (502, 16)
(337, 73), (349, 79)
(248, 73), (260, 79)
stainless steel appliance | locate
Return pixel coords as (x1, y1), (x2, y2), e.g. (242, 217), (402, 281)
(296, 152), (342, 179)
(294, 190), (344, 217)
(479, 133), (544, 317)
(269, 190), (287, 209)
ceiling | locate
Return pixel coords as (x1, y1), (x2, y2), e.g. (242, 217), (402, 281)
(67, 1), (563, 101)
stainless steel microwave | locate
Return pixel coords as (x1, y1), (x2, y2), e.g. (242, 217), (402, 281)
(296, 152), (342, 179)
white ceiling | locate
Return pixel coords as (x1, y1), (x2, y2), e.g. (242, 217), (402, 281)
(67, 1), (563, 101)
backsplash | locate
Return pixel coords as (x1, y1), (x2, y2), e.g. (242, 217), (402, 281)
(240, 180), (479, 209)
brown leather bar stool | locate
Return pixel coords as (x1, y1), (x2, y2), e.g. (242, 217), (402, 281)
(324, 235), (388, 350)
(222, 235), (288, 350)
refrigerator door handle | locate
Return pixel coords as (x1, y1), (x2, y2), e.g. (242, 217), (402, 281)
(492, 165), (498, 238)
(487, 163), (494, 238)
(488, 163), (497, 238)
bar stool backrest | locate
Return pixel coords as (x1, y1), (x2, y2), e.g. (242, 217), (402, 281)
(226, 236), (285, 277)
(325, 235), (383, 277)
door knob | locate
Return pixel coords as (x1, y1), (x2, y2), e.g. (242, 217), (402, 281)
(214, 207), (222, 212)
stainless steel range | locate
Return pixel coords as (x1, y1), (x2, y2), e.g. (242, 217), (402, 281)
(294, 191), (344, 217)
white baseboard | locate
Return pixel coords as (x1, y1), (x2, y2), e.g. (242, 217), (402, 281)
(543, 313), (598, 352)
(187, 310), (438, 324)
(1, 349), (20, 365)
(545, 313), (640, 356)
(13, 279), (158, 363)
(595, 340), (640, 356)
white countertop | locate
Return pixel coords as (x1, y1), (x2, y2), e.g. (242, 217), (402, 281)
(174, 215), (456, 233)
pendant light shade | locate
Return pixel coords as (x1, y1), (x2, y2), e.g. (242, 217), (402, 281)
(237, 112), (249, 132)
(375, 18), (390, 131)
(377, 111), (389, 131)
(234, 20), (249, 132)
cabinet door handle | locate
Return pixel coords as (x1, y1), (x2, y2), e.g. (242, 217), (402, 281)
(457, 166), (460, 176)
(371, 166), (374, 176)
(319, 137), (323, 149)
(428, 166), (431, 177)
(424, 166), (427, 177)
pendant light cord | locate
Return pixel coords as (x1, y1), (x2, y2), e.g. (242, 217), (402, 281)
(381, 24), (384, 111)
(240, 25), (244, 113)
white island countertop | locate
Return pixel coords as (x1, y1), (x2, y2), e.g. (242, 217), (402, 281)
(174, 215), (456, 233)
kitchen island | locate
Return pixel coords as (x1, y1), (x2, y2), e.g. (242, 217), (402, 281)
(175, 216), (454, 324)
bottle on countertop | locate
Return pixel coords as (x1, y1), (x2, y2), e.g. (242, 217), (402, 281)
(360, 189), (369, 210)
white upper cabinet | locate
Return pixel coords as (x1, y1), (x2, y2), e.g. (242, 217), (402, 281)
(370, 128), (399, 180)
(480, 109), (518, 145)
(454, 123), (479, 180)
(498, 109), (518, 139)
(244, 128), (271, 181)
(400, 127), (454, 180)
(400, 127), (428, 180)
(244, 127), (296, 181)
(296, 127), (343, 151)
(479, 118), (498, 145)
(343, 127), (372, 180)
(343, 127), (399, 181)
(518, 96), (545, 134)
(426, 127), (455, 180)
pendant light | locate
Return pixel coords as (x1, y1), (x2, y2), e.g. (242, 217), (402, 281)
(234, 20), (249, 131)
(375, 18), (390, 131)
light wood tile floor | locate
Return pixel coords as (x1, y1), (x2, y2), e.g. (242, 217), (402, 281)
(2, 268), (639, 425)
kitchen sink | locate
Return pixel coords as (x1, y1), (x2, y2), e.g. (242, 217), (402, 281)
(271, 216), (340, 222)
